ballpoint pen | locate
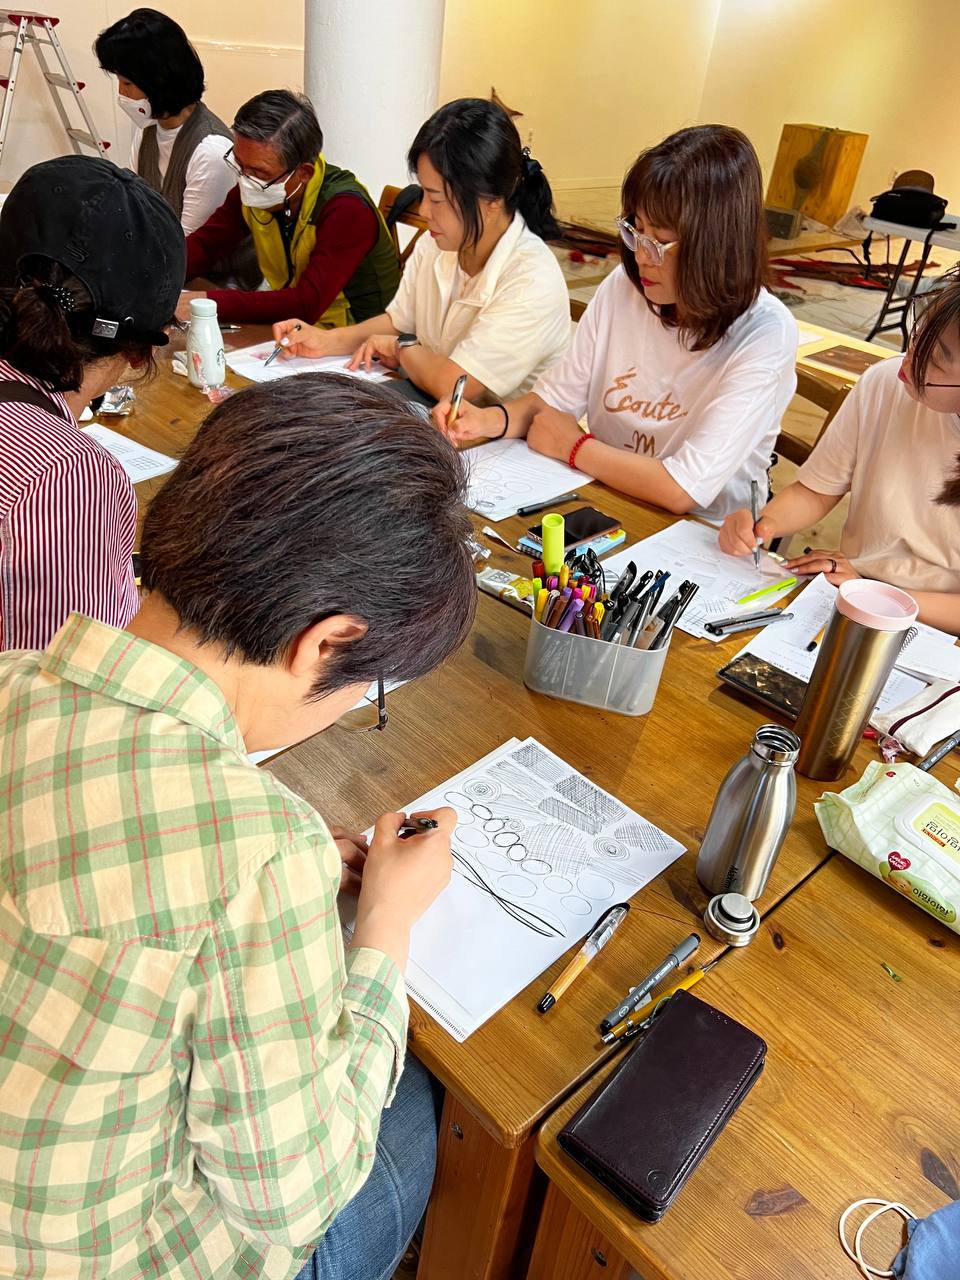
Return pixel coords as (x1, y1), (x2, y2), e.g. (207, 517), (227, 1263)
(263, 322), (302, 367)
(397, 816), (439, 839)
(516, 492), (581, 517)
(537, 903), (630, 1013)
(751, 479), (762, 571)
(599, 933), (700, 1032)
(600, 967), (709, 1044)
(704, 610), (794, 637)
(448, 374), (467, 425)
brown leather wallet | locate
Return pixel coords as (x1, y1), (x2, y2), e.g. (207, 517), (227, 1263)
(558, 989), (766, 1222)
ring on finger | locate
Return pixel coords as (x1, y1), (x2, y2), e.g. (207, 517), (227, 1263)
(829, 558), (837, 574)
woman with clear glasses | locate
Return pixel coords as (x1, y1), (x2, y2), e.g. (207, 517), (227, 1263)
(435, 125), (798, 523)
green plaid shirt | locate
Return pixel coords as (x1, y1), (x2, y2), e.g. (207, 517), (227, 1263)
(0, 615), (408, 1280)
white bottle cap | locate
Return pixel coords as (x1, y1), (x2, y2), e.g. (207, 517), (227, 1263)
(189, 297), (218, 318)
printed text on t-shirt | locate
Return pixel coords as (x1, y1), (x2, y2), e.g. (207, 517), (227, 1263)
(602, 367), (688, 455)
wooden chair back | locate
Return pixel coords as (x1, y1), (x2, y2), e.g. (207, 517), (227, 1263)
(378, 184), (428, 269)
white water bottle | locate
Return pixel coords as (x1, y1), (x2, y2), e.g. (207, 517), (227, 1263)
(186, 297), (225, 388)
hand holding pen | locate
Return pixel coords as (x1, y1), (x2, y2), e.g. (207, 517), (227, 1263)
(718, 506), (777, 561)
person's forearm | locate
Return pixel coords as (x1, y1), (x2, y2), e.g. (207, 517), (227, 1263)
(397, 345), (488, 402)
(350, 902), (411, 972)
(903, 589), (960, 635)
(761, 482), (840, 537)
(573, 438), (695, 514)
(500, 393), (548, 438)
(328, 313), (396, 356)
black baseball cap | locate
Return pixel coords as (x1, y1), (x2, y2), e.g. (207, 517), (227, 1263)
(0, 154), (186, 346)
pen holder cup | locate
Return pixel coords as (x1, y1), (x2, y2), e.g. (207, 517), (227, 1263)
(523, 617), (671, 716)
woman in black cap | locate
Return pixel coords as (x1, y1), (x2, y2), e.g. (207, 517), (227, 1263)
(0, 155), (184, 651)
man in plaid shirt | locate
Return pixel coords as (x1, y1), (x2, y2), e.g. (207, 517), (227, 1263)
(0, 375), (476, 1280)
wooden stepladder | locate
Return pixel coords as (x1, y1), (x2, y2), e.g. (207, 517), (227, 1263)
(0, 12), (110, 170)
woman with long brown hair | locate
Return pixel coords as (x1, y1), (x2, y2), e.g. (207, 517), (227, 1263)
(435, 124), (797, 523)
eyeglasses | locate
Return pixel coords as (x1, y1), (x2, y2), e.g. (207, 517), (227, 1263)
(615, 216), (679, 266)
(223, 145), (292, 191)
(340, 675), (389, 733)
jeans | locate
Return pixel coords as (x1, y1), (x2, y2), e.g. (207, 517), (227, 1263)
(295, 1054), (438, 1280)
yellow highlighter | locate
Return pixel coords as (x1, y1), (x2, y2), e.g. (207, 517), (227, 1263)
(600, 968), (707, 1044)
(535, 588), (550, 621)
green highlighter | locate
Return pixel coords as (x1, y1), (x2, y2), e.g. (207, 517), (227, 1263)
(736, 576), (798, 606)
(541, 512), (565, 577)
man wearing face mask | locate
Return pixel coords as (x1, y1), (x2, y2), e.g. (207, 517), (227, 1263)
(178, 89), (400, 328)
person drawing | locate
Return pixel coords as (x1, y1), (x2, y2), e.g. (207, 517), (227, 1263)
(719, 271), (960, 633)
(0, 374), (476, 1280)
(434, 125), (797, 523)
(270, 98), (571, 404)
(95, 8), (238, 237)
(178, 89), (400, 327)
(0, 155), (184, 651)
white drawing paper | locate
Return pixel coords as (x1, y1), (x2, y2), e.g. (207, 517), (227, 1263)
(796, 324), (824, 347)
(732, 574), (942, 714)
(82, 423), (177, 481)
(600, 520), (796, 642)
(464, 438), (583, 522)
(346, 737), (685, 1041)
(225, 340), (390, 385)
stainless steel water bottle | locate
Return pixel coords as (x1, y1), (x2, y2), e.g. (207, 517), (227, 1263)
(796, 580), (918, 781)
(696, 725), (800, 901)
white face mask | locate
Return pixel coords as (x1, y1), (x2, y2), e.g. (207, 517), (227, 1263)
(117, 94), (152, 129)
(238, 171), (300, 211)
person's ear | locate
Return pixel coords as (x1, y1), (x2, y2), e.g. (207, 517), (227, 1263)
(287, 614), (368, 682)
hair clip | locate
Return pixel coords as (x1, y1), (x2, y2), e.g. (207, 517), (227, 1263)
(36, 283), (76, 313)
(521, 146), (542, 177)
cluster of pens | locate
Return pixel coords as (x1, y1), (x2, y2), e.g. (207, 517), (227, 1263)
(596, 561), (699, 652)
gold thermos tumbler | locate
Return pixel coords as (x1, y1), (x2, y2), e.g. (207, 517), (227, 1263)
(796, 580), (918, 781)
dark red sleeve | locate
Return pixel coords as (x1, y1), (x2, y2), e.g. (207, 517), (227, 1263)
(204, 193), (380, 325)
(185, 186), (249, 282)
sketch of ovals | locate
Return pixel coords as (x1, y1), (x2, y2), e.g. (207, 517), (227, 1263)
(562, 895), (593, 916)
(476, 849), (513, 875)
(456, 827), (489, 849)
(543, 874), (573, 895)
(492, 830), (521, 848)
(482, 817), (506, 834)
(577, 872), (615, 900)
(465, 777), (501, 802)
(507, 845), (528, 863)
(471, 802), (494, 821)
(521, 858), (551, 876)
(593, 836), (629, 861)
(498, 874), (536, 899)
(444, 790), (475, 821)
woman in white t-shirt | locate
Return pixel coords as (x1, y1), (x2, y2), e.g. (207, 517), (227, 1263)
(95, 9), (236, 236)
(436, 125), (797, 523)
(269, 99), (570, 403)
(719, 274), (960, 633)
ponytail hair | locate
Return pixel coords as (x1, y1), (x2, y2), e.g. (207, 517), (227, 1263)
(0, 256), (155, 392)
(408, 98), (558, 249)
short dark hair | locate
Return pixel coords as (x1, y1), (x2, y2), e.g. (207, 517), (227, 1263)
(620, 125), (766, 351)
(233, 90), (323, 172)
(139, 375), (477, 696)
(0, 257), (155, 392)
(408, 98), (559, 249)
(95, 8), (204, 118)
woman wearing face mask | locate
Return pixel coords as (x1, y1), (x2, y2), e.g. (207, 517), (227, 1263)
(178, 89), (400, 328)
(270, 98), (570, 404)
(95, 8), (236, 237)
(434, 125), (797, 522)
(719, 272), (960, 633)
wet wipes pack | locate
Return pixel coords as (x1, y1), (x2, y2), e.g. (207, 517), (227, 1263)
(815, 762), (960, 932)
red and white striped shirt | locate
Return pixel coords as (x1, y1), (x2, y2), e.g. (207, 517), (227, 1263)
(0, 359), (139, 651)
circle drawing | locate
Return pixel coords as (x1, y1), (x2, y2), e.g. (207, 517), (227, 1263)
(476, 849), (513, 875)
(507, 845), (528, 863)
(577, 872), (615, 900)
(543, 874), (573, 895)
(593, 836), (629, 861)
(465, 778), (501, 802)
(482, 817), (507, 834)
(521, 858), (551, 876)
(498, 874), (536, 899)
(561, 895), (593, 916)
(456, 828), (489, 849)
(444, 790), (474, 821)
(471, 802), (494, 822)
(492, 830), (521, 849)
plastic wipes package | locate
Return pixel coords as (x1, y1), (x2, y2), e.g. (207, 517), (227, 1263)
(816, 762), (960, 933)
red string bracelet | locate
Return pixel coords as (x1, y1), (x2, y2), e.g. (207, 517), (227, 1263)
(568, 432), (594, 470)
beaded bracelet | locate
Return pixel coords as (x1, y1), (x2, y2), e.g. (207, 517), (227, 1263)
(568, 431), (594, 469)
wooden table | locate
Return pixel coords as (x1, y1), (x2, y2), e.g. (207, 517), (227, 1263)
(108, 334), (918, 1279)
(530, 855), (960, 1280)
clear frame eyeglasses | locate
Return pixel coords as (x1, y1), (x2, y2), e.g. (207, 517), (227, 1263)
(615, 216), (679, 266)
(222, 145), (292, 191)
(341, 675), (388, 733)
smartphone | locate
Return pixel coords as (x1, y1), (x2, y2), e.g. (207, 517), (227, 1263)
(526, 506), (620, 551)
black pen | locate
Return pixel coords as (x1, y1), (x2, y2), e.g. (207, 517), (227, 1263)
(599, 933), (700, 1032)
(516, 492), (581, 517)
(264, 322), (302, 367)
(398, 817), (439, 839)
(917, 728), (960, 772)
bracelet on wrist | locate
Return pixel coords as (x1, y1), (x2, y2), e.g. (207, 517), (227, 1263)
(568, 431), (594, 470)
(491, 404), (509, 439)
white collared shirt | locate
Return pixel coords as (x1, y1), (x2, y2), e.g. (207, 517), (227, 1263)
(386, 212), (570, 400)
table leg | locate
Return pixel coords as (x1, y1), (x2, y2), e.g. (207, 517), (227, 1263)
(526, 1183), (631, 1280)
(419, 1095), (542, 1280)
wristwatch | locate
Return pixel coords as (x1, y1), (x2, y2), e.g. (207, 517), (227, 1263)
(396, 333), (419, 349)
